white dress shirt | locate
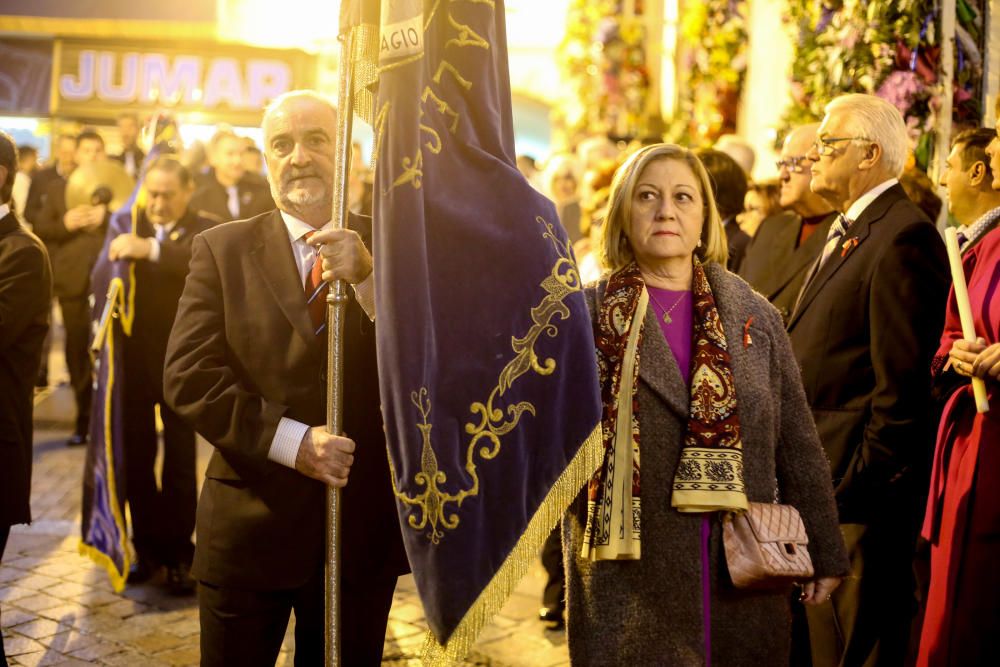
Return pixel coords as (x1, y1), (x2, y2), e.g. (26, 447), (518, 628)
(146, 221), (177, 262)
(267, 210), (376, 469)
(845, 178), (899, 223)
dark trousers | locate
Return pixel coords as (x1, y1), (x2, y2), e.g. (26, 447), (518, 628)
(122, 369), (196, 566)
(1, 524), (10, 664)
(58, 296), (92, 435)
(806, 522), (917, 667)
(198, 566), (398, 666)
(541, 524), (565, 612)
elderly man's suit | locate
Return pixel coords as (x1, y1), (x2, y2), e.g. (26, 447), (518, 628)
(787, 184), (949, 667)
(164, 210), (408, 666)
(740, 211), (834, 323)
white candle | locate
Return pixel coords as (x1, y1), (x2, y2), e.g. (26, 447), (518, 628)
(944, 227), (990, 413)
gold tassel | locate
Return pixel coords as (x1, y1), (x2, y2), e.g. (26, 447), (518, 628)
(420, 424), (603, 665)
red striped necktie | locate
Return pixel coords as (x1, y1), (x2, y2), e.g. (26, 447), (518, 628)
(303, 231), (328, 336)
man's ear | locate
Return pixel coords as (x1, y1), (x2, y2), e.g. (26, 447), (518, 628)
(969, 160), (988, 188)
(857, 142), (882, 171)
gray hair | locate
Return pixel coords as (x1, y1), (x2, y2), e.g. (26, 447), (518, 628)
(825, 93), (909, 177)
(262, 90), (337, 130)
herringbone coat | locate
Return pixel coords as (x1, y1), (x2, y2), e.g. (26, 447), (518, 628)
(564, 262), (849, 666)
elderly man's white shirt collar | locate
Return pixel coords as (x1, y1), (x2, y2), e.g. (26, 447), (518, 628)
(845, 178), (898, 222)
(279, 210), (333, 243)
(0, 203), (10, 219)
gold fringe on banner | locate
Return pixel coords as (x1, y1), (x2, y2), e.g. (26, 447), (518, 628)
(78, 200), (142, 592)
(348, 23), (380, 127)
(420, 423), (603, 665)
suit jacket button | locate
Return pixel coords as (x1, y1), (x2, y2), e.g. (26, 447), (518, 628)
(320, 370), (327, 383)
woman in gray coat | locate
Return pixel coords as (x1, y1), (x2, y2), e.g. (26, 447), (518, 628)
(564, 144), (849, 665)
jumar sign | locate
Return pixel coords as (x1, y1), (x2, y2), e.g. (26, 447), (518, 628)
(53, 39), (316, 124)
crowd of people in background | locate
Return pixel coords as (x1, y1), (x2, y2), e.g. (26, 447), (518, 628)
(519, 93), (1000, 666)
(2, 87), (999, 666)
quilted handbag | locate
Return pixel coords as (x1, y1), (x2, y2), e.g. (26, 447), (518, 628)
(723, 502), (814, 590)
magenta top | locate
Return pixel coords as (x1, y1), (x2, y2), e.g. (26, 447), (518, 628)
(646, 286), (693, 385)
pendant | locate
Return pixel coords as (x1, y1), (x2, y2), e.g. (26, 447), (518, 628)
(663, 313), (672, 324)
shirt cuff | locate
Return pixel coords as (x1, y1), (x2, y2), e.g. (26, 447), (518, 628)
(268, 417), (309, 469)
(148, 238), (161, 262)
(353, 271), (375, 321)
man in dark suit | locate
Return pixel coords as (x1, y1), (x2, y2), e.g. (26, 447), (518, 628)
(740, 123), (836, 322)
(96, 155), (217, 594)
(696, 148), (751, 270)
(788, 93), (949, 667)
(110, 111), (145, 180)
(23, 134), (76, 388)
(189, 128), (273, 223)
(32, 129), (110, 446)
(0, 130), (52, 664)
(23, 133), (76, 229)
(164, 90), (407, 665)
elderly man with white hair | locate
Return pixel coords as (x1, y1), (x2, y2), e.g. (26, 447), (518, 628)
(786, 93), (949, 667)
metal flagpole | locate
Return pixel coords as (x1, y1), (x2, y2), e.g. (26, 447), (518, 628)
(325, 26), (357, 667)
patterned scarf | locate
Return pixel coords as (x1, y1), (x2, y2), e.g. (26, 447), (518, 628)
(582, 260), (748, 561)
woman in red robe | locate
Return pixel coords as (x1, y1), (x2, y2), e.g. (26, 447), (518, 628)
(918, 227), (1000, 667)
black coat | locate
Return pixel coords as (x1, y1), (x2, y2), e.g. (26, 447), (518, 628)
(190, 170), (274, 223)
(164, 210), (408, 590)
(32, 176), (107, 300)
(787, 184), (949, 523)
(122, 209), (216, 390)
(0, 212), (52, 526)
(740, 211), (835, 323)
(22, 165), (66, 228)
(111, 147), (146, 179)
(725, 218), (751, 272)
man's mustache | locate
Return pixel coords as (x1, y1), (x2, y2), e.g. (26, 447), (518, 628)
(283, 170), (321, 184)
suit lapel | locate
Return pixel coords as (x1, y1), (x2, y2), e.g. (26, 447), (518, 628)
(250, 211), (315, 343)
(758, 215), (807, 298)
(788, 187), (898, 329)
(768, 213), (835, 299)
(637, 304), (690, 420)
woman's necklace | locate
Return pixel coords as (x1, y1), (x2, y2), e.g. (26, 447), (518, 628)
(648, 289), (686, 325)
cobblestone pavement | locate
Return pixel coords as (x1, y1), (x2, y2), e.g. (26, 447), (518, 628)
(3, 372), (568, 666)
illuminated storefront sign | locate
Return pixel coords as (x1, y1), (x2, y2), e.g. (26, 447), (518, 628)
(53, 39), (315, 124)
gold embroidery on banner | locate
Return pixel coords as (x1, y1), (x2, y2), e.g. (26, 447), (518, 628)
(371, 101), (390, 175)
(421, 87), (460, 134)
(433, 60), (473, 90)
(390, 148), (423, 192)
(419, 113), (443, 154)
(446, 13), (489, 50)
(388, 219), (584, 543)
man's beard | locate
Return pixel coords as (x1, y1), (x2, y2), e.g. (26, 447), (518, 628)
(284, 189), (328, 206)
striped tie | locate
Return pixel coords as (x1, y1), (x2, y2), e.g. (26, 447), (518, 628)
(303, 231), (328, 336)
(792, 213), (852, 317)
(818, 213), (851, 268)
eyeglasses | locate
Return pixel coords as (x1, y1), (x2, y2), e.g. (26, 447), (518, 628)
(812, 136), (870, 157)
(775, 156), (809, 173)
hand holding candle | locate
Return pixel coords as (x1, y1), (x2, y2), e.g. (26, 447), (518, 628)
(944, 227), (990, 413)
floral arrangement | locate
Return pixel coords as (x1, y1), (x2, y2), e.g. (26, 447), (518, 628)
(669, 0), (749, 145)
(555, 0), (652, 147)
(782, 0), (985, 171)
